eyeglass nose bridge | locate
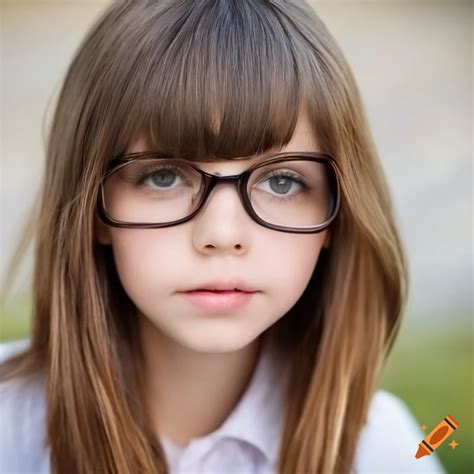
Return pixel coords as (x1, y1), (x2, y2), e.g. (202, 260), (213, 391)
(192, 168), (253, 218)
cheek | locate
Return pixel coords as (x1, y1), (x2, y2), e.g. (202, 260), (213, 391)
(259, 233), (325, 301)
(109, 229), (179, 299)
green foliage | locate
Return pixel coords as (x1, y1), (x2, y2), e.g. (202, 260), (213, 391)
(0, 296), (31, 342)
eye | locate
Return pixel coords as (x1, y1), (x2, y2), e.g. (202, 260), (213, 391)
(140, 165), (185, 189)
(255, 170), (307, 199)
(134, 163), (196, 193)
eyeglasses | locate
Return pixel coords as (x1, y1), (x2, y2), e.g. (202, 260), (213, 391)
(97, 151), (341, 234)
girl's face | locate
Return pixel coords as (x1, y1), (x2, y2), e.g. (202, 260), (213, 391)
(95, 113), (330, 353)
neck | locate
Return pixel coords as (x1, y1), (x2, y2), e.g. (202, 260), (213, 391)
(138, 313), (265, 448)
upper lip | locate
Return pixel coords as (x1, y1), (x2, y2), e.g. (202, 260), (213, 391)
(182, 280), (259, 293)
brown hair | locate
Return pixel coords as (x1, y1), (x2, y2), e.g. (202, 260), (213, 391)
(1, 1), (408, 472)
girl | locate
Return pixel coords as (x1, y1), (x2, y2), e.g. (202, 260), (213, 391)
(0, 1), (446, 473)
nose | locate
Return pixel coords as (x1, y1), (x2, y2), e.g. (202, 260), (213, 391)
(198, 178), (249, 226)
(191, 179), (251, 253)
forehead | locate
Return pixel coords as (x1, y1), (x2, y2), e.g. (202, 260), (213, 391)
(124, 111), (319, 157)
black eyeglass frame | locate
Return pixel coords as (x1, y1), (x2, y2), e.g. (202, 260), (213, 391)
(97, 151), (341, 234)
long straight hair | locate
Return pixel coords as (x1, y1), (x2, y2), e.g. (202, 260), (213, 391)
(0, 1), (408, 472)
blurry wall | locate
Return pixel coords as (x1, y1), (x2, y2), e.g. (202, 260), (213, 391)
(1, 1), (472, 324)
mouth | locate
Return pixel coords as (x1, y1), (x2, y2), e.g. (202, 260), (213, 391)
(181, 280), (259, 293)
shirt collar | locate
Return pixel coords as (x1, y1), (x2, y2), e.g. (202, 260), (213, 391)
(206, 330), (291, 465)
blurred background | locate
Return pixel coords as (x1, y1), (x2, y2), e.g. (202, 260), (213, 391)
(1, 0), (472, 472)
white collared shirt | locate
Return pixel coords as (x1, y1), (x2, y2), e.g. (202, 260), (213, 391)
(0, 338), (446, 473)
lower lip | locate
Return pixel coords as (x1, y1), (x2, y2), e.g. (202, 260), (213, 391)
(179, 290), (256, 313)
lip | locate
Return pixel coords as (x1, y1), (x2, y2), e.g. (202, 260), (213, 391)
(183, 279), (258, 292)
(179, 290), (256, 313)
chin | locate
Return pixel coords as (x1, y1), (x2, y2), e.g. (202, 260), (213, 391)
(176, 328), (259, 354)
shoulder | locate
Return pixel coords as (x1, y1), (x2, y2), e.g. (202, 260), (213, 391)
(352, 389), (446, 473)
(0, 338), (50, 473)
(0, 337), (31, 361)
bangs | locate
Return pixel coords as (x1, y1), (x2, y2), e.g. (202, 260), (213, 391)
(107, 1), (314, 162)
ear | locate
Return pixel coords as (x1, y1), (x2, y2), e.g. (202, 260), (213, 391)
(93, 213), (112, 245)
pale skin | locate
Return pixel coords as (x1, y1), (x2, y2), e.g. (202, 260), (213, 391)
(94, 111), (330, 448)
